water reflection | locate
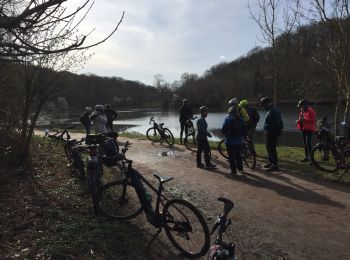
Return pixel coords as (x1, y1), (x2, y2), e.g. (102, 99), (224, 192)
(37, 104), (341, 147)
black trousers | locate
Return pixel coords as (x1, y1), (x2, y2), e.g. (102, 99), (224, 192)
(266, 133), (280, 166)
(107, 121), (114, 131)
(302, 130), (313, 159)
(226, 144), (243, 172)
(197, 138), (211, 166)
(180, 121), (188, 141)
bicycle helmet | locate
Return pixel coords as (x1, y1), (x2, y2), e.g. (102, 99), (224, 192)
(239, 99), (248, 108)
(95, 104), (105, 111)
(258, 97), (272, 106)
(228, 98), (238, 107)
(199, 106), (208, 113)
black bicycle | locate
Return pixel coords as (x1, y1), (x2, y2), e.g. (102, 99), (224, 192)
(146, 117), (175, 146)
(84, 133), (122, 214)
(311, 133), (350, 181)
(184, 116), (198, 152)
(208, 198), (236, 260)
(218, 139), (256, 169)
(44, 125), (82, 162)
(96, 141), (210, 258)
(44, 125), (86, 178)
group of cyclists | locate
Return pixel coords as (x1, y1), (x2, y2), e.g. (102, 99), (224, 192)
(79, 104), (118, 135)
(178, 97), (283, 174)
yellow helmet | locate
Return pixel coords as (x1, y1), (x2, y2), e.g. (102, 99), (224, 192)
(239, 100), (248, 108)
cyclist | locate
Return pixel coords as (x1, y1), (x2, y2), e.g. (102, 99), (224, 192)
(239, 99), (260, 155)
(89, 104), (108, 134)
(296, 99), (316, 162)
(221, 106), (246, 175)
(105, 104), (118, 132)
(196, 106), (216, 169)
(179, 99), (193, 144)
(228, 98), (249, 122)
(79, 106), (92, 136)
(258, 97), (283, 172)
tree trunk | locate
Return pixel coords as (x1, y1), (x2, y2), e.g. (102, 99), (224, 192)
(272, 45), (278, 104)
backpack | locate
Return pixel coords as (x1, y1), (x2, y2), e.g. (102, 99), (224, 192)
(229, 116), (244, 137)
(247, 107), (260, 125)
(102, 138), (122, 167)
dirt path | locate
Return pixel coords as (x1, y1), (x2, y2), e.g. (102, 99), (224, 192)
(115, 136), (350, 260)
(36, 132), (350, 259)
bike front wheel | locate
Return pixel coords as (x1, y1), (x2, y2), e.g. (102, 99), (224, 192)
(163, 199), (210, 258)
(218, 139), (228, 159)
(146, 127), (162, 142)
(241, 142), (256, 169)
(311, 144), (337, 172)
(184, 133), (197, 152)
(96, 181), (143, 219)
(163, 128), (175, 146)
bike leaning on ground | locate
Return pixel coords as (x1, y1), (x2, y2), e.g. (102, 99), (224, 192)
(96, 141), (210, 258)
(208, 197), (236, 260)
(146, 116), (175, 146)
(218, 138), (256, 169)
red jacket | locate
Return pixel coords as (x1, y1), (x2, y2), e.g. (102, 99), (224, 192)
(297, 107), (316, 132)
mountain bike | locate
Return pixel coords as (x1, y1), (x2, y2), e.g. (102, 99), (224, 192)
(146, 117), (174, 146)
(85, 133), (122, 214)
(44, 125), (86, 178)
(208, 198), (236, 260)
(96, 141), (210, 258)
(218, 139), (256, 169)
(184, 116), (198, 152)
(311, 133), (350, 181)
(44, 124), (78, 163)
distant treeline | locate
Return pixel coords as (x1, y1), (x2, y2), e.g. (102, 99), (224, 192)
(173, 22), (343, 108)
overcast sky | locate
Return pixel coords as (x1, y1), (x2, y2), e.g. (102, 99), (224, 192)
(69, 0), (264, 85)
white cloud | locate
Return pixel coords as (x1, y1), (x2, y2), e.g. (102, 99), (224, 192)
(64, 0), (263, 85)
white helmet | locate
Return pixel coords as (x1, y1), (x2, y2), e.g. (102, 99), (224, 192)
(228, 98), (238, 107)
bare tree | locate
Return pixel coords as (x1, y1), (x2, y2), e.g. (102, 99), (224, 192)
(249, 0), (299, 103)
(0, 0), (124, 61)
(299, 0), (350, 134)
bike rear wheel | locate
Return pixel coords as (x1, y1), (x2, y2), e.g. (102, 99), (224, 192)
(311, 144), (338, 172)
(163, 199), (210, 258)
(71, 149), (85, 179)
(64, 143), (74, 163)
(241, 142), (256, 169)
(146, 127), (162, 142)
(96, 181), (143, 219)
(163, 128), (175, 146)
(218, 139), (228, 159)
(184, 133), (197, 152)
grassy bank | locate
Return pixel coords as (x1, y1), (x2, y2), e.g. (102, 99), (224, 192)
(0, 137), (179, 259)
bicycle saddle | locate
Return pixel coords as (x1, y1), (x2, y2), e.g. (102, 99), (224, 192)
(153, 173), (173, 183)
(218, 197), (234, 213)
(159, 123), (165, 127)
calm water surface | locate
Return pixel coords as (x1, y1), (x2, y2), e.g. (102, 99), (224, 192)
(37, 104), (341, 147)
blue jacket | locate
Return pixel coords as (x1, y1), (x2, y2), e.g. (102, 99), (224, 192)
(221, 115), (246, 145)
(196, 116), (211, 139)
(263, 105), (283, 135)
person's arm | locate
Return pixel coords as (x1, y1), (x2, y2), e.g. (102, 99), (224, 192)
(221, 118), (228, 135)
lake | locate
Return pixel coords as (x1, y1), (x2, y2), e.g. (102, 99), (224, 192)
(36, 104), (343, 147)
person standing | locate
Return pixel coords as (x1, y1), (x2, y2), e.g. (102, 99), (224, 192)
(258, 97), (284, 171)
(239, 99), (260, 155)
(179, 99), (193, 144)
(196, 106), (216, 169)
(89, 104), (108, 134)
(79, 107), (92, 136)
(105, 104), (118, 132)
(221, 107), (246, 174)
(296, 99), (316, 162)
